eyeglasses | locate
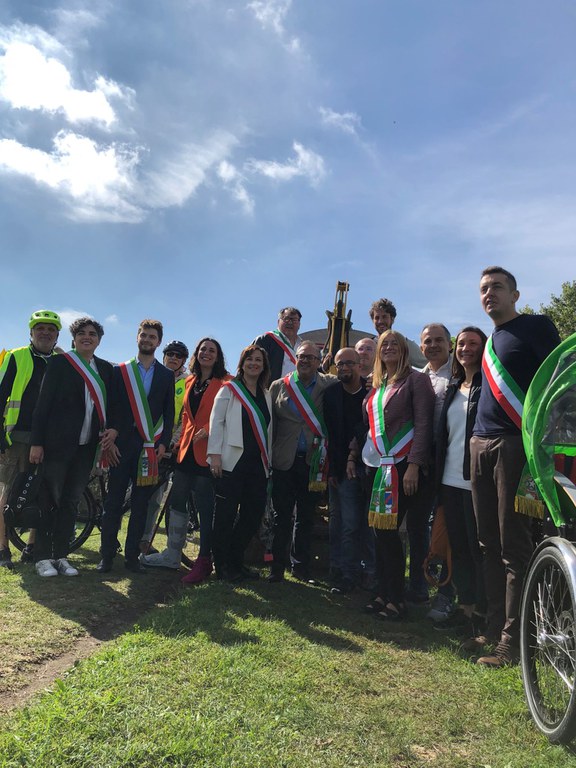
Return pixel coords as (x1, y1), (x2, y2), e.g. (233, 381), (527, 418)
(165, 352), (186, 359)
(335, 360), (358, 369)
(296, 354), (319, 361)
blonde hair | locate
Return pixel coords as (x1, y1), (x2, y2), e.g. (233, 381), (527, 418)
(372, 330), (412, 388)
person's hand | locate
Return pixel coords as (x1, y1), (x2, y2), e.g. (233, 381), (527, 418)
(106, 444), (121, 467)
(100, 428), (118, 452)
(403, 463), (419, 496)
(346, 458), (358, 480)
(208, 454), (223, 479)
(156, 443), (166, 461)
(328, 476), (339, 488)
(29, 445), (44, 464)
(193, 427), (208, 444)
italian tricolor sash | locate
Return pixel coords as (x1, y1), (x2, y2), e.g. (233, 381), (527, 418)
(267, 330), (297, 364)
(119, 359), (164, 485)
(225, 380), (270, 473)
(367, 386), (414, 529)
(63, 351), (107, 428)
(284, 371), (328, 490)
(63, 350), (109, 469)
(482, 336), (525, 429)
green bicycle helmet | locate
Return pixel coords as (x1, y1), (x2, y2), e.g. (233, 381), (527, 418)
(29, 310), (62, 331)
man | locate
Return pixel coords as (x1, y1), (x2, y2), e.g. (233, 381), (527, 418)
(98, 319), (175, 574)
(369, 298), (427, 369)
(268, 341), (336, 582)
(470, 267), (560, 667)
(417, 324), (456, 620)
(140, 339), (190, 555)
(253, 307), (302, 383)
(0, 310), (61, 569)
(355, 337), (376, 380)
(324, 348), (370, 593)
(29, 318), (115, 576)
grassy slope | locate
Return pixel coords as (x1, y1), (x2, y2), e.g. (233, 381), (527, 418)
(1, 575), (575, 768)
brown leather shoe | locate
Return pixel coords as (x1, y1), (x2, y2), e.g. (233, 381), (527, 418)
(476, 642), (518, 668)
(461, 634), (490, 652)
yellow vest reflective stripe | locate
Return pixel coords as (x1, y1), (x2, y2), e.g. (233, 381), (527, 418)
(1, 347), (34, 445)
(174, 376), (187, 423)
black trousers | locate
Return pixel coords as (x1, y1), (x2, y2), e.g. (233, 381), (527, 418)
(365, 460), (430, 605)
(211, 458), (268, 576)
(271, 456), (320, 573)
(100, 435), (161, 564)
(35, 444), (96, 562)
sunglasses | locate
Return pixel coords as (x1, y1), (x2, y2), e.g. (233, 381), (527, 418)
(165, 352), (186, 359)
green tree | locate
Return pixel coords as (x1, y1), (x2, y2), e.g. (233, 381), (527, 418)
(521, 281), (576, 340)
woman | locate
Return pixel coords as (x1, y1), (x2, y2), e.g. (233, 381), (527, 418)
(436, 326), (488, 641)
(349, 330), (435, 619)
(207, 345), (273, 582)
(142, 338), (229, 583)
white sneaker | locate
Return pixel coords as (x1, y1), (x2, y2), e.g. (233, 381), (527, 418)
(55, 558), (79, 576)
(140, 550), (180, 569)
(36, 559), (58, 577)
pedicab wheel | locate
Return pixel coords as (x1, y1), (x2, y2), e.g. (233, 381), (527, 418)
(520, 537), (576, 744)
(7, 487), (99, 554)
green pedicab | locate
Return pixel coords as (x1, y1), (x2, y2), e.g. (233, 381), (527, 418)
(520, 331), (576, 743)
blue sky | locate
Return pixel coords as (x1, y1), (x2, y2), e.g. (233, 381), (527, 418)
(1, 0), (574, 366)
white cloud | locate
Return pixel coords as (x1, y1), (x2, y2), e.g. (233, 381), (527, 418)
(217, 160), (254, 215)
(245, 142), (326, 187)
(141, 130), (240, 208)
(319, 107), (362, 136)
(246, 0), (300, 52)
(105, 314), (119, 325)
(57, 308), (92, 330)
(51, 8), (104, 37)
(0, 27), (132, 127)
(0, 131), (143, 222)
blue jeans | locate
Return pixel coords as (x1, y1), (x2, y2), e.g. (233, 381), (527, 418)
(170, 469), (215, 557)
(328, 476), (366, 584)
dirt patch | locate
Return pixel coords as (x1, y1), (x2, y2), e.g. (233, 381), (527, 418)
(0, 573), (179, 713)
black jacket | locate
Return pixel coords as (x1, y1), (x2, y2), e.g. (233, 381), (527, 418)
(109, 360), (175, 451)
(435, 371), (482, 496)
(31, 354), (115, 459)
(324, 378), (368, 481)
(253, 333), (290, 385)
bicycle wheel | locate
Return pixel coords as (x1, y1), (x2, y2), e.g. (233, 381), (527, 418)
(7, 487), (99, 553)
(520, 537), (576, 744)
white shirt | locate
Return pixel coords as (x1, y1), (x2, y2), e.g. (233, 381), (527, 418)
(79, 358), (99, 445)
(442, 387), (471, 491)
(280, 334), (303, 378)
(423, 357), (452, 438)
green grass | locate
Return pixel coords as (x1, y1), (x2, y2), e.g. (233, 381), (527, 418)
(0, 521), (177, 694)
(2, 570), (576, 768)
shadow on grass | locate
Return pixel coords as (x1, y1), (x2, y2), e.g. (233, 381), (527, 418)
(15, 544), (182, 643)
(141, 571), (462, 659)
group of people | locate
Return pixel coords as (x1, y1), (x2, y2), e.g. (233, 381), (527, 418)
(0, 265), (561, 670)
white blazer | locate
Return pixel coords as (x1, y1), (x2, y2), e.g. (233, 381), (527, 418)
(207, 385), (273, 476)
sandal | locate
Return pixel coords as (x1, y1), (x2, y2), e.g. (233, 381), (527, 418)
(375, 602), (405, 622)
(363, 596), (386, 614)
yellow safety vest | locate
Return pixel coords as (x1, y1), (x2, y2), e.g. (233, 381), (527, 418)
(0, 346), (34, 445)
(174, 374), (188, 424)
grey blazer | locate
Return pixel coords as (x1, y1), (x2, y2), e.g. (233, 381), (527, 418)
(269, 372), (337, 471)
